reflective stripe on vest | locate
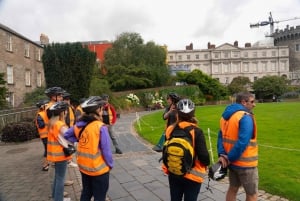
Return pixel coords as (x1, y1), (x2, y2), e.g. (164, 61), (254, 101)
(74, 121), (110, 176)
(221, 111), (258, 167)
(163, 121), (207, 183)
(47, 120), (71, 162)
(36, 111), (49, 139)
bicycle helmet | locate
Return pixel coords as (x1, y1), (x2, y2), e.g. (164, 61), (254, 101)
(208, 162), (227, 181)
(48, 101), (68, 116)
(101, 94), (109, 101)
(36, 99), (49, 108)
(167, 92), (180, 104)
(81, 96), (106, 114)
(62, 92), (71, 100)
(45, 87), (65, 97)
(177, 99), (195, 114)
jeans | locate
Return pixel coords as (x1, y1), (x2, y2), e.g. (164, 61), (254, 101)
(168, 174), (201, 201)
(52, 160), (68, 201)
(80, 172), (109, 201)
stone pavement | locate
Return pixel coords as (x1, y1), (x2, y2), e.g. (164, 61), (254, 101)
(0, 111), (289, 201)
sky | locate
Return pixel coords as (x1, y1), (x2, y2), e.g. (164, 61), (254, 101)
(0, 0), (300, 50)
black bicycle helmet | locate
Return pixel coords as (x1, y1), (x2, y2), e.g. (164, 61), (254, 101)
(62, 92), (71, 100)
(167, 92), (180, 103)
(81, 96), (105, 114)
(208, 162), (227, 181)
(45, 87), (65, 97)
(36, 99), (49, 108)
(101, 94), (109, 101)
(48, 101), (68, 117)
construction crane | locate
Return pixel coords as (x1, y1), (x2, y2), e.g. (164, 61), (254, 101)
(250, 12), (300, 37)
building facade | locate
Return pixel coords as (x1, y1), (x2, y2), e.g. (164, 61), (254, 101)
(0, 23), (45, 107)
(274, 25), (300, 84)
(168, 42), (289, 85)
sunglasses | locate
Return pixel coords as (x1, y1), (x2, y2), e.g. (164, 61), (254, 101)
(247, 100), (255, 104)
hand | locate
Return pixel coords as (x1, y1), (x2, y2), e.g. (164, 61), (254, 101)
(218, 155), (229, 168)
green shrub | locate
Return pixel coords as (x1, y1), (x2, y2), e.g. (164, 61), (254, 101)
(1, 122), (38, 142)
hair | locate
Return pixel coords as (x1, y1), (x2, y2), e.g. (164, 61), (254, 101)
(48, 111), (66, 132)
(235, 92), (255, 103)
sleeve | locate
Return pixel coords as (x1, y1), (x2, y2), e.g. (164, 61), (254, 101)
(109, 104), (117, 124)
(64, 126), (78, 143)
(194, 128), (210, 166)
(217, 130), (227, 156)
(36, 114), (45, 128)
(227, 115), (254, 162)
(99, 126), (114, 169)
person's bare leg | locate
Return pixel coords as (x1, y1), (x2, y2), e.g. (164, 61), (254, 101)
(226, 186), (239, 201)
(246, 193), (258, 201)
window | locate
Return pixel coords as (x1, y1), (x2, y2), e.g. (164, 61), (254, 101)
(252, 62), (258, 72)
(271, 51), (276, 57)
(195, 54), (199, 59)
(24, 43), (30, 57)
(271, 62), (276, 71)
(223, 52), (229, 58)
(25, 70), (31, 86)
(281, 50), (286, 56)
(262, 51), (267, 57)
(6, 33), (13, 51)
(243, 63), (249, 72)
(213, 63), (221, 73)
(225, 77), (229, 84)
(223, 63), (229, 73)
(253, 52), (257, 57)
(186, 55), (190, 60)
(262, 62), (267, 71)
(37, 72), (42, 87)
(7, 65), (13, 84)
(296, 44), (300, 52)
(214, 53), (219, 59)
(254, 76), (258, 81)
(243, 52), (248, 57)
(36, 48), (41, 61)
(178, 55), (182, 60)
(6, 92), (14, 107)
(204, 54), (208, 59)
(233, 63), (239, 72)
(233, 51), (240, 57)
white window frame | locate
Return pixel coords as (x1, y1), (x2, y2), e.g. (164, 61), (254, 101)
(37, 72), (42, 87)
(6, 33), (13, 52)
(296, 44), (300, 52)
(7, 65), (14, 84)
(24, 43), (30, 57)
(36, 48), (41, 61)
(271, 61), (276, 71)
(25, 70), (31, 86)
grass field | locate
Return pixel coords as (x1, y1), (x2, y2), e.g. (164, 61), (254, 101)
(134, 102), (300, 201)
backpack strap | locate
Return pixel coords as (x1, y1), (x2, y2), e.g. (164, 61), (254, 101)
(77, 120), (95, 140)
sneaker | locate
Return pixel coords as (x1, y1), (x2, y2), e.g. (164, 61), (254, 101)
(152, 145), (162, 152)
(64, 180), (74, 186)
(115, 148), (123, 154)
(68, 161), (78, 168)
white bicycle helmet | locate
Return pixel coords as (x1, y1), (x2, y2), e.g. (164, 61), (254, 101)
(177, 99), (195, 114)
(208, 162), (227, 181)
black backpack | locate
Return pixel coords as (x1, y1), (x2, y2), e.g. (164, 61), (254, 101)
(162, 125), (195, 176)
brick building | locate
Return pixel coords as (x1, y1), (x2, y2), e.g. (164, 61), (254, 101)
(0, 23), (46, 107)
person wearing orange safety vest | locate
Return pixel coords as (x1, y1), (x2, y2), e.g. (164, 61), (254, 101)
(217, 92), (258, 201)
(62, 92), (75, 127)
(35, 99), (50, 171)
(64, 96), (113, 201)
(47, 101), (73, 201)
(162, 99), (210, 201)
(75, 98), (86, 120)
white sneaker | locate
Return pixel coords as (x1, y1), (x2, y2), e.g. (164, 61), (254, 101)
(64, 180), (74, 186)
(68, 161), (78, 168)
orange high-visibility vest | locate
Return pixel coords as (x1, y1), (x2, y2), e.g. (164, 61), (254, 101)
(47, 120), (71, 162)
(220, 111), (258, 167)
(35, 110), (49, 139)
(67, 106), (75, 127)
(162, 121), (207, 183)
(74, 121), (110, 176)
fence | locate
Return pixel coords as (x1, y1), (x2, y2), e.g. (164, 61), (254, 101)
(0, 106), (37, 132)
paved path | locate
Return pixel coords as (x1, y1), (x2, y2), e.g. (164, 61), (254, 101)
(0, 111), (288, 201)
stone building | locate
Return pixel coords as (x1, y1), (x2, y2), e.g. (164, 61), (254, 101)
(168, 41), (289, 85)
(0, 23), (47, 107)
(274, 25), (300, 84)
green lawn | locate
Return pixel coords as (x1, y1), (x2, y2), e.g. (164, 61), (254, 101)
(134, 102), (300, 201)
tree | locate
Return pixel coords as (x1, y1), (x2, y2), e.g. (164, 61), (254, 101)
(178, 69), (228, 100)
(104, 32), (170, 91)
(0, 73), (8, 109)
(42, 42), (96, 102)
(228, 76), (252, 95)
(252, 75), (288, 100)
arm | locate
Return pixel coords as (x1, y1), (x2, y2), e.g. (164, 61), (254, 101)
(99, 126), (114, 169)
(58, 125), (72, 148)
(227, 115), (254, 162)
(36, 114), (45, 128)
(109, 104), (117, 124)
(64, 126), (78, 143)
(194, 128), (210, 166)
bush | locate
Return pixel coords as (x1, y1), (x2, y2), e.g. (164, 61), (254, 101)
(1, 122), (38, 142)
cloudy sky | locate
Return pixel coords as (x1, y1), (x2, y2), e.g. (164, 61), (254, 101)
(0, 0), (300, 50)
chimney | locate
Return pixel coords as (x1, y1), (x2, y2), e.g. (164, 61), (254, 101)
(40, 33), (49, 45)
(210, 44), (215, 49)
(234, 40), (238, 47)
(208, 42), (211, 49)
(186, 43), (193, 50)
(245, 43), (251, 48)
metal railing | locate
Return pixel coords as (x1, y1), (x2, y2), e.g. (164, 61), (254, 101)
(0, 106), (37, 131)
